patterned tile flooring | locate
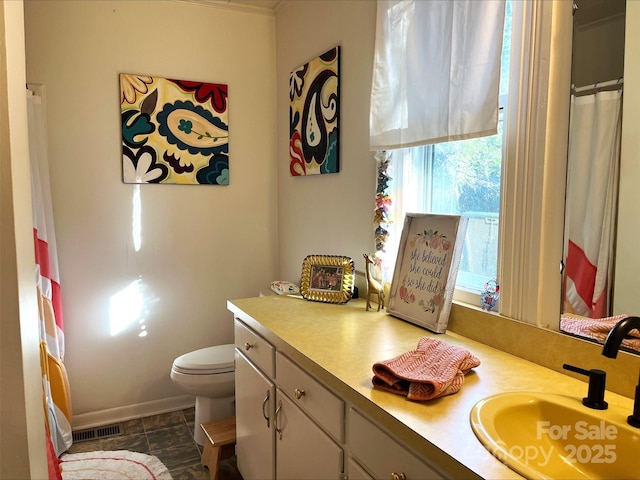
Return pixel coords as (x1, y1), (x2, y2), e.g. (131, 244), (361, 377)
(66, 407), (243, 480)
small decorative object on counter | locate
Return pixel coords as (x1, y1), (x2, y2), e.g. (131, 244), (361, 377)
(300, 255), (355, 304)
(387, 213), (468, 333)
(481, 279), (500, 311)
(270, 281), (300, 296)
(363, 253), (385, 312)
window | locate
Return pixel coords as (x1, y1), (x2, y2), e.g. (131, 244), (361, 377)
(380, 0), (570, 325)
(384, 1), (512, 302)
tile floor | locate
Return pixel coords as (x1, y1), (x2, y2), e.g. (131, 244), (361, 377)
(66, 407), (243, 480)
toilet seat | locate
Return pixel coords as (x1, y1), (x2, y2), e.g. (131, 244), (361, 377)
(172, 344), (235, 375)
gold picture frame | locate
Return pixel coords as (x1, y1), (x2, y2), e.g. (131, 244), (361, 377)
(300, 255), (354, 304)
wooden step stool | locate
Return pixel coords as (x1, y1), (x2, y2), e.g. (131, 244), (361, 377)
(200, 416), (236, 480)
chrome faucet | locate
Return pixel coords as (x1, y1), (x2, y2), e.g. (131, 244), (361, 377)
(601, 316), (640, 428)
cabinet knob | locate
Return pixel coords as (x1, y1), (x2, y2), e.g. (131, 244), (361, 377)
(390, 473), (406, 480)
(294, 388), (305, 399)
(244, 342), (253, 351)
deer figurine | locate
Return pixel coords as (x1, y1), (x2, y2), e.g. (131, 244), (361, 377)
(363, 253), (385, 312)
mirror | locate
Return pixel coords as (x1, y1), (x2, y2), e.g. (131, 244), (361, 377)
(560, 0), (640, 355)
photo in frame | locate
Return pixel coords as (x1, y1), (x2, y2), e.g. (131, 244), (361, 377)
(289, 46), (340, 176)
(300, 255), (354, 304)
(387, 213), (468, 333)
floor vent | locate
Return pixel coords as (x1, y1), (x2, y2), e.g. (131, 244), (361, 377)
(72, 424), (123, 443)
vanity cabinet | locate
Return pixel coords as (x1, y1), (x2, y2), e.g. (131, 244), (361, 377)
(275, 352), (344, 442)
(234, 320), (276, 479)
(274, 390), (343, 479)
(348, 408), (444, 480)
(229, 295), (635, 479)
(234, 319), (344, 480)
(235, 319), (275, 378)
(234, 351), (275, 479)
(275, 351), (344, 479)
(347, 457), (374, 480)
(234, 315), (444, 480)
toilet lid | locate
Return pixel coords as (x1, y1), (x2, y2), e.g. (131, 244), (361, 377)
(172, 344), (235, 375)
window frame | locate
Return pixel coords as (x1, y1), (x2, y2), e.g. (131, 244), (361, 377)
(497, 0), (572, 328)
(380, 1), (572, 327)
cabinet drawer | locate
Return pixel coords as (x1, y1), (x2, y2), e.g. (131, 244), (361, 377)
(348, 408), (443, 480)
(234, 319), (275, 378)
(276, 351), (344, 442)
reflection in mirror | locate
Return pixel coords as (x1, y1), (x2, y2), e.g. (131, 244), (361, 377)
(559, 0), (639, 354)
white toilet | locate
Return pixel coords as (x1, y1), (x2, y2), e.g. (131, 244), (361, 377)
(170, 344), (235, 445)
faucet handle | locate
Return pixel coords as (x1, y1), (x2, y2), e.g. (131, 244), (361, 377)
(628, 370), (640, 428)
(562, 363), (609, 410)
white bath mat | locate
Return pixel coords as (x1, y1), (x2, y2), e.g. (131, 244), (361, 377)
(59, 450), (172, 480)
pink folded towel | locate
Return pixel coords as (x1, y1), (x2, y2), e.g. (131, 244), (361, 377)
(372, 337), (480, 401)
(561, 313), (640, 352)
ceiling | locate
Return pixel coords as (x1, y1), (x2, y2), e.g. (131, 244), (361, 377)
(574, 0), (625, 27)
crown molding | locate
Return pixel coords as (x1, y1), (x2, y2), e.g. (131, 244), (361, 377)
(174, 0), (287, 16)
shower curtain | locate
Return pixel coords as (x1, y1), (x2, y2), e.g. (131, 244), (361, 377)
(563, 88), (623, 318)
(27, 87), (73, 461)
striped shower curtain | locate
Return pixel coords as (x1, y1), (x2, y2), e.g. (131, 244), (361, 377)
(27, 87), (73, 461)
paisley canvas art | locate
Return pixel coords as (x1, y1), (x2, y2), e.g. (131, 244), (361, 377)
(120, 73), (229, 185)
(289, 47), (340, 176)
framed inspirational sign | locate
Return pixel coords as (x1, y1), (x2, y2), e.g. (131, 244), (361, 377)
(387, 213), (468, 333)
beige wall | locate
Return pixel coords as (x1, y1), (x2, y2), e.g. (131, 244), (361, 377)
(275, 1), (378, 282)
(6, 0), (640, 466)
(21, 0), (379, 430)
(24, 0), (278, 422)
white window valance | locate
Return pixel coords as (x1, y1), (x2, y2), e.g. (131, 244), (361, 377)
(369, 0), (506, 150)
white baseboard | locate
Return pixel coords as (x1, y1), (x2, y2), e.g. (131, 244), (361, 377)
(71, 395), (195, 430)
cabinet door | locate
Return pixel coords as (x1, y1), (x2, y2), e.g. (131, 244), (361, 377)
(276, 352), (344, 442)
(235, 351), (275, 480)
(347, 457), (374, 480)
(348, 408), (444, 480)
(275, 390), (343, 480)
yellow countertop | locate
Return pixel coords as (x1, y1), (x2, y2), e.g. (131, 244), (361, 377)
(227, 295), (635, 480)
